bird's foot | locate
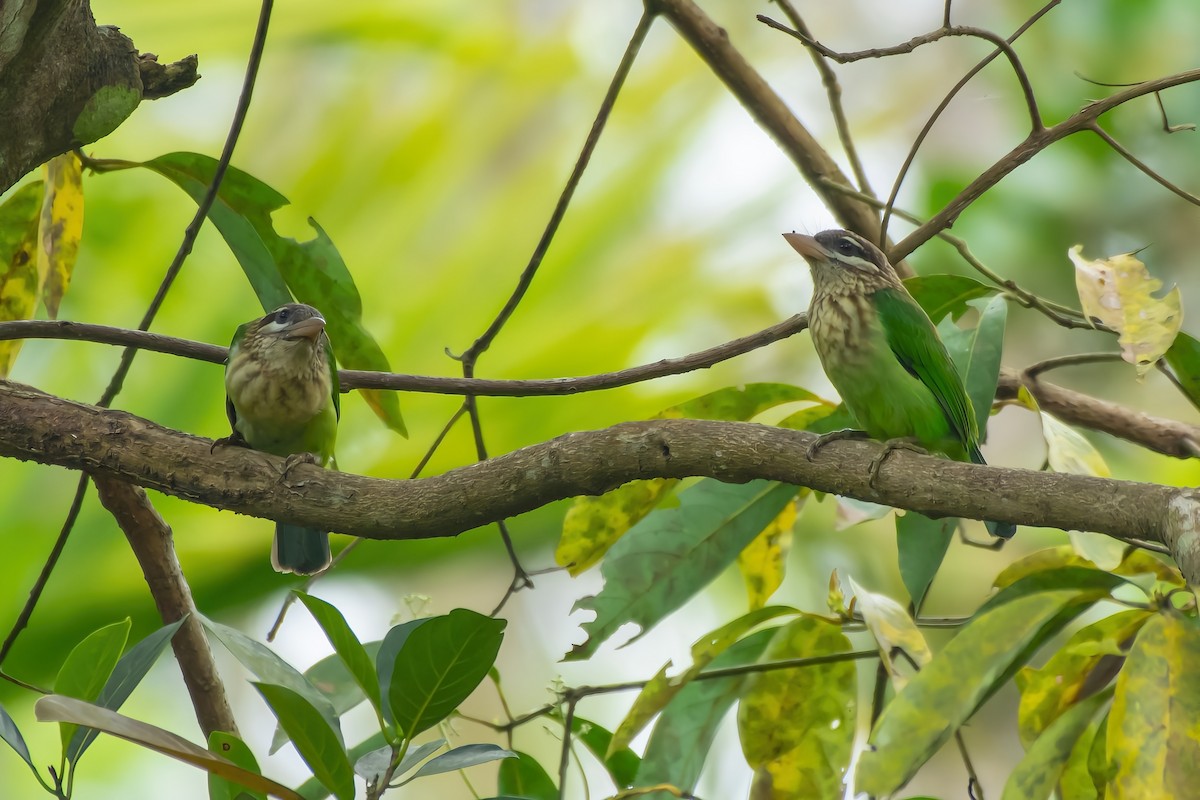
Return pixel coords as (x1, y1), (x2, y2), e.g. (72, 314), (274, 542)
(210, 432), (249, 454)
(868, 437), (927, 488)
(805, 428), (870, 461)
(959, 524), (1006, 551)
(280, 452), (320, 482)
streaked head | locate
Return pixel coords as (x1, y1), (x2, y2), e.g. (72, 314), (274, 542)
(783, 229), (900, 290)
(254, 303), (327, 343)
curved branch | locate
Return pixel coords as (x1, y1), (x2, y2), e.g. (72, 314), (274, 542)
(1, 380), (1197, 579)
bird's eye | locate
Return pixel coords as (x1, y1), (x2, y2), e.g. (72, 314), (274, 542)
(276, 309), (290, 322)
(836, 238), (862, 257)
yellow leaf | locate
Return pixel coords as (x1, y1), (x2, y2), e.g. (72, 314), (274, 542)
(555, 478), (677, 575)
(38, 153), (84, 319)
(847, 576), (932, 690)
(1069, 245), (1183, 378)
(0, 182), (45, 377)
(1040, 412), (1112, 477)
(737, 497), (799, 610)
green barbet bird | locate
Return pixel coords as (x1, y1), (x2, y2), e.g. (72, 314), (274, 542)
(224, 303), (340, 573)
(784, 229), (1015, 538)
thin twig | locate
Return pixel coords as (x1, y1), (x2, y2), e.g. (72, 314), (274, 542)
(1089, 123), (1200, 206)
(1024, 352), (1124, 381)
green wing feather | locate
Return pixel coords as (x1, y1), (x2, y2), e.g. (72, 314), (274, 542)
(874, 288), (980, 453)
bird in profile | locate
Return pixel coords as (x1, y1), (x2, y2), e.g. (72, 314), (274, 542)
(223, 303), (340, 573)
(784, 228), (1015, 539)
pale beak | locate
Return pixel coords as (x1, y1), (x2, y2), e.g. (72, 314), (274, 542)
(783, 232), (824, 261)
(282, 315), (326, 341)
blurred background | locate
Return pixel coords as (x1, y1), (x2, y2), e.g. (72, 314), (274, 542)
(1, 0), (1198, 796)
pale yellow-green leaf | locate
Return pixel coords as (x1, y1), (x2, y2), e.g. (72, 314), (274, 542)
(0, 182), (44, 376)
(1015, 609), (1151, 747)
(738, 616), (855, 800)
(1069, 245), (1183, 378)
(1107, 611), (1200, 799)
(607, 605), (795, 757)
(1040, 412), (1111, 478)
(995, 545), (1181, 592)
(37, 153), (83, 319)
(1068, 531), (1126, 571)
(35, 695), (302, 800)
(1002, 689), (1112, 800)
(848, 576), (932, 690)
(737, 498), (799, 610)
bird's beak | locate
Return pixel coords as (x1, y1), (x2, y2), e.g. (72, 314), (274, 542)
(282, 315), (326, 341)
(783, 232), (824, 261)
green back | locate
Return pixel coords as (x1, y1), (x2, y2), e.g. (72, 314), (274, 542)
(873, 288), (979, 451)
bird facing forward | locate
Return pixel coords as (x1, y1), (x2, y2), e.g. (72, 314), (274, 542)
(224, 303), (340, 573)
(784, 229), (1014, 539)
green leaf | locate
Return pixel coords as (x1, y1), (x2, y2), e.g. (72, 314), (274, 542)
(496, 750), (557, 800)
(566, 479), (798, 660)
(270, 639), (382, 754)
(1002, 689), (1112, 800)
(0, 181), (44, 376)
(904, 273), (997, 323)
(1107, 611), (1200, 798)
(376, 619), (427, 728)
(401, 743), (516, 784)
(1059, 711), (1107, 800)
(298, 731), (390, 799)
(0, 701), (33, 770)
(138, 152), (406, 435)
(895, 512), (955, 610)
(55, 618), (131, 756)
(254, 683), (355, 800)
(564, 715), (639, 789)
(1164, 332), (1200, 412)
(938, 294), (1007, 435)
(856, 590), (1110, 796)
(737, 616), (856, 800)
(388, 609), (505, 739)
(208, 731), (266, 800)
(610, 606), (796, 755)
(202, 617), (342, 746)
(295, 593), (383, 718)
(637, 628), (774, 798)
(981, 566), (1127, 616)
(35, 695), (303, 800)
(1016, 609), (1151, 747)
(556, 384), (818, 575)
(69, 618), (184, 762)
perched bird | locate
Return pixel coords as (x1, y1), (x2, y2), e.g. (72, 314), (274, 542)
(784, 229), (1015, 538)
(223, 303), (340, 573)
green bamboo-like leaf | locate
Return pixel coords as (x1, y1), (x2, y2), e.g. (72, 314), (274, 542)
(35, 695), (302, 799)
(904, 273), (997, 323)
(254, 683), (355, 800)
(55, 618), (131, 756)
(1107, 611), (1200, 799)
(609, 606), (796, 755)
(938, 294), (1007, 434)
(202, 617), (342, 746)
(1016, 609), (1151, 747)
(566, 479), (798, 661)
(1059, 711), (1107, 800)
(388, 609), (505, 739)
(136, 151), (405, 435)
(0, 701), (33, 770)
(401, 743), (515, 784)
(295, 593), (383, 718)
(856, 590), (1109, 796)
(556, 384), (819, 575)
(0, 181), (44, 376)
(1002, 689), (1112, 800)
(737, 616), (856, 800)
(636, 629), (775, 798)
(208, 731), (266, 800)
(1164, 331), (1200, 412)
(981, 566), (1128, 615)
(562, 714), (640, 789)
(895, 512), (955, 610)
(69, 618), (184, 762)
(496, 750), (557, 800)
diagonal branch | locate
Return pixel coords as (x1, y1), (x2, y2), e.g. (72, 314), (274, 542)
(1, 380), (1197, 580)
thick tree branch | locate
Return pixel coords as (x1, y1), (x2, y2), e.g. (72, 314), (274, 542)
(0, 0), (197, 193)
(92, 477), (239, 738)
(2, 380), (1197, 580)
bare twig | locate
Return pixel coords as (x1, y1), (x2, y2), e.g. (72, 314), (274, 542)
(1089, 123), (1200, 206)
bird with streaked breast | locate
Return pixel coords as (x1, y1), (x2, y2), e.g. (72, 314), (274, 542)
(784, 228), (1015, 539)
(224, 302), (340, 573)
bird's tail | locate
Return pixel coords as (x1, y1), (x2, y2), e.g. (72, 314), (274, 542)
(967, 444), (1017, 539)
(273, 524), (331, 575)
